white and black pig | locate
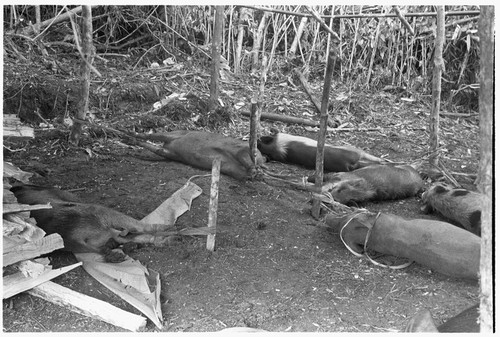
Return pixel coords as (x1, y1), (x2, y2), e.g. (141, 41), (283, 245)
(309, 164), (424, 205)
(421, 183), (487, 236)
(257, 132), (387, 172)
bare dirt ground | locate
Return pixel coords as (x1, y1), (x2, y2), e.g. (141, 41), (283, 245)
(3, 56), (481, 332)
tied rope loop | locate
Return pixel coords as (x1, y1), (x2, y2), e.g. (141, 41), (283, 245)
(340, 211), (413, 270)
(339, 211), (368, 257)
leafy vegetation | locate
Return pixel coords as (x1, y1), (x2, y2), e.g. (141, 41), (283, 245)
(4, 5), (480, 110)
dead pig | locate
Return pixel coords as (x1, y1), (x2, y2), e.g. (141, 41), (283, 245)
(11, 184), (167, 263)
(309, 164), (423, 205)
(405, 303), (479, 332)
(326, 211), (480, 280)
(257, 132), (387, 172)
(132, 130), (265, 180)
(421, 183), (487, 236)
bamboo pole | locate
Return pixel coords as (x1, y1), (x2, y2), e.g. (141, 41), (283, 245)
(365, 8), (384, 87)
(290, 16), (308, 55)
(392, 6), (414, 35)
(306, 6), (340, 42)
(240, 6), (479, 19)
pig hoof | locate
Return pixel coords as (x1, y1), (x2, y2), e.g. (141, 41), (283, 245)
(104, 249), (127, 263)
(122, 242), (140, 254)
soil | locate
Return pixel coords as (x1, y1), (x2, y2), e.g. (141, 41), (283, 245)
(3, 55), (481, 332)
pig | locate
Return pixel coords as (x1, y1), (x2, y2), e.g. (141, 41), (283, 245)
(326, 211), (480, 280)
(405, 303), (479, 332)
(421, 183), (487, 236)
(131, 130), (265, 180)
(257, 132), (388, 172)
(309, 164), (423, 205)
(11, 184), (168, 263)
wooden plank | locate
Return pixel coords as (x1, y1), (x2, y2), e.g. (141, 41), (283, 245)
(3, 262), (82, 299)
(27, 281), (147, 332)
(3, 162), (33, 182)
(3, 125), (34, 139)
(3, 233), (64, 266)
(206, 157), (221, 251)
(3, 215), (46, 245)
(3, 115), (34, 139)
(3, 203), (52, 214)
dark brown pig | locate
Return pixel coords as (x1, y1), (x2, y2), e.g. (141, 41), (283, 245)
(132, 130), (265, 180)
(326, 211), (480, 280)
(309, 164), (423, 205)
(11, 184), (168, 262)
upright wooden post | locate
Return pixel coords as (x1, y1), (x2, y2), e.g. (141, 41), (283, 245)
(428, 6), (445, 167)
(209, 6), (224, 112)
(69, 5), (93, 145)
(206, 157), (221, 251)
(311, 47), (336, 219)
(249, 55), (267, 166)
(477, 6), (494, 333)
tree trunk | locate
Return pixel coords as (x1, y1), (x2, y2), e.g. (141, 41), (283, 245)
(477, 6), (494, 333)
(251, 12), (271, 73)
(234, 7), (248, 74)
(69, 5), (93, 145)
(428, 6), (445, 167)
(209, 6), (224, 112)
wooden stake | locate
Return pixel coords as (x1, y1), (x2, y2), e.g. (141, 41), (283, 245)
(311, 47), (337, 219)
(206, 157), (221, 251)
(249, 96), (260, 166)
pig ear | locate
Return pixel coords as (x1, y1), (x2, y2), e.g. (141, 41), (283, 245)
(405, 309), (439, 332)
(420, 204), (433, 213)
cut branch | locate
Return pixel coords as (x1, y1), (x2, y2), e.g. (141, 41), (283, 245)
(241, 110), (319, 127)
(294, 69), (322, 113)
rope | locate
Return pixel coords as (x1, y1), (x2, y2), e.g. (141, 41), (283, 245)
(339, 211), (413, 270)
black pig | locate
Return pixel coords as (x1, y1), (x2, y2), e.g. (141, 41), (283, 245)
(421, 183), (486, 236)
(309, 164), (423, 205)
